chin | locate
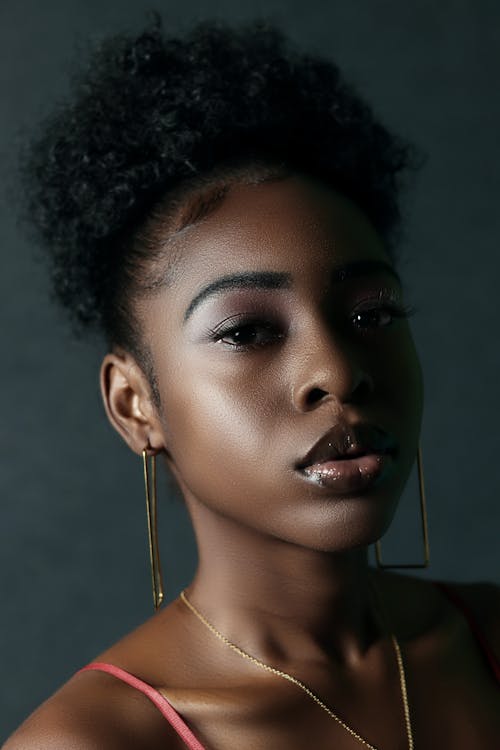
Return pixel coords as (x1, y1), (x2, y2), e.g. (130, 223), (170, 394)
(276, 489), (400, 554)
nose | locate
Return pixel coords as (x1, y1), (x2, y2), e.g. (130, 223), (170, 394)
(291, 320), (374, 412)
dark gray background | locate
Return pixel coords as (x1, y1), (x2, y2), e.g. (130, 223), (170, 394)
(1, 0), (499, 741)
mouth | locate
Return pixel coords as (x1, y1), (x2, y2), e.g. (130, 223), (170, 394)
(297, 451), (394, 492)
(295, 422), (397, 492)
(296, 421), (397, 468)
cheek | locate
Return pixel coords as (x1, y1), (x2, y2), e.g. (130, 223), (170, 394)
(158, 354), (284, 498)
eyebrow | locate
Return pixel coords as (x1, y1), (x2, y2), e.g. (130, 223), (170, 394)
(183, 259), (402, 323)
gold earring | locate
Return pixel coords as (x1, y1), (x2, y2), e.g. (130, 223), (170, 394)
(375, 441), (430, 569)
(142, 447), (164, 611)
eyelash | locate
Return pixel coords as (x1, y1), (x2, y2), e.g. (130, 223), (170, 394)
(207, 292), (417, 351)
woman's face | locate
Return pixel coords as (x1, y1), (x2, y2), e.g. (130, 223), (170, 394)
(139, 173), (424, 552)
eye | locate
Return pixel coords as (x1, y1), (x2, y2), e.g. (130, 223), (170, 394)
(351, 300), (417, 329)
(208, 316), (285, 350)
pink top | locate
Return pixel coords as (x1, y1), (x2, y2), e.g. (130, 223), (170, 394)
(76, 582), (499, 749)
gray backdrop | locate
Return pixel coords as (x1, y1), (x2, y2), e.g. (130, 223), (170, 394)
(1, 0), (499, 741)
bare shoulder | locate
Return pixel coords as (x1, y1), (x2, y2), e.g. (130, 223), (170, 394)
(2, 601), (196, 750)
(447, 578), (500, 614)
(371, 568), (499, 642)
(1, 688), (129, 749)
(375, 568), (500, 663)
(2, 668), (186, 750)
(441, 578), (500, 656)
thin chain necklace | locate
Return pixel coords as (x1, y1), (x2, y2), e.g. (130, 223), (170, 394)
(180, 582), (414, 750)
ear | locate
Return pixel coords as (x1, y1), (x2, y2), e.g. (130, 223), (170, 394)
(100, 349), (165, 455)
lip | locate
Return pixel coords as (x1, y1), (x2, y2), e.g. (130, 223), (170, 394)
(295, 422), (397, 471)
(298, 452), (393, 493)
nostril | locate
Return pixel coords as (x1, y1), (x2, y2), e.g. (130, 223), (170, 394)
(307, 387), (328, 405)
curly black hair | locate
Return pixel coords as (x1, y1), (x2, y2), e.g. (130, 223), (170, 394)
(22, 15), (420, 396)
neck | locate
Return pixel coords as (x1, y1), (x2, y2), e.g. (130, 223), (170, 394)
(184, 506), (383, 669)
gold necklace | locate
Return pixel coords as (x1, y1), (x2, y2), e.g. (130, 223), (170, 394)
(180, 583), (414, 750)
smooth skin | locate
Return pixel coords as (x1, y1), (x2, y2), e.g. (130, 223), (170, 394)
(5, 174), (500, 749)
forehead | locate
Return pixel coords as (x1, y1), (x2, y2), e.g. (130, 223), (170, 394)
(166, 174), (390, 287)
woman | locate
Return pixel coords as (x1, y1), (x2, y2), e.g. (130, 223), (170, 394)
(4, 16), (499, 749)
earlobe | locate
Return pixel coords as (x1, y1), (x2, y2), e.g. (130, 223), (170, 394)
(100, 351), (165, 456)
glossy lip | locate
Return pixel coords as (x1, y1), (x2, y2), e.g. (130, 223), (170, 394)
(298, 452), (393, 493)
(295, 421), (397, 471)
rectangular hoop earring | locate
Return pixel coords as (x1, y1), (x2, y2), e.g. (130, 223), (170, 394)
(143, 448), (164, 611)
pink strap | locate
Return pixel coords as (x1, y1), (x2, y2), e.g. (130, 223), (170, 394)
(76, 662), (208, 750)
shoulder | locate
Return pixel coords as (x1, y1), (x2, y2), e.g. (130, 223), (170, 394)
(2, 601), (196, 750)
(446, 579), (500, 614)
(371, 569), (500, 646)
(438, 579), (500, 658)
(1, 661), (186, 750)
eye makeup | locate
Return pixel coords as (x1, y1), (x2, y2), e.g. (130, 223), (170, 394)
(191, 280), (416, 354)
(182, 259), (403, 325)
(196, 290), (289, 351)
